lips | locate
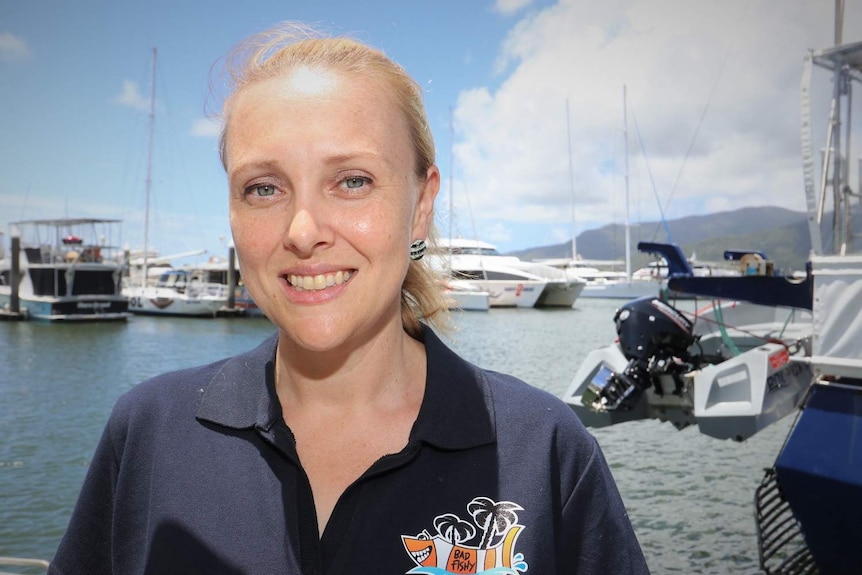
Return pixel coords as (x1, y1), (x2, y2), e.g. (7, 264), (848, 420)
(286, 270), (353, 291)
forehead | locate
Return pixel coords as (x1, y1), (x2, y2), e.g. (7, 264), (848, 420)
(225, 66), (412, 164)
(275, 65), (339, 96)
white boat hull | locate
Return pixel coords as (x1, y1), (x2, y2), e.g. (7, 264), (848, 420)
(447, 290), (490, 311)
(469, 279), (545, 307)
(536, 278), (586, 307)
(124, 286), (227, 317)
(579, 280), (659, 300)
(562, 299), (814, 441)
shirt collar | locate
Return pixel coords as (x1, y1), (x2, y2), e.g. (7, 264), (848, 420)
(196, 333), (282, 430)
(196, 327), (497, 450)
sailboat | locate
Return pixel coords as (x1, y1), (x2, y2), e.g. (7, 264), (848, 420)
(122, 49), (231, 317)
(566, 87), (662, 300)
(430, 109), (491, 311)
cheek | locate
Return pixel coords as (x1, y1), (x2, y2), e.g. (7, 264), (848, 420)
(230, 211), (275, 264)
(339, 209), (406, 257)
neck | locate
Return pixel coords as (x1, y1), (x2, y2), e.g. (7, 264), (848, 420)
(274, 324), (426, 415)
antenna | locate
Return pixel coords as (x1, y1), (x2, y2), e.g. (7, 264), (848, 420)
(143, 46), (156, 284)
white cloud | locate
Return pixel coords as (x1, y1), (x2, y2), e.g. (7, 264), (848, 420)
(495, 0), (533, 16)
(191, 117), (223, 138)
(451, 0), (862, 251)
(114, 80), (151, 111)
(0, 32), (29, 61)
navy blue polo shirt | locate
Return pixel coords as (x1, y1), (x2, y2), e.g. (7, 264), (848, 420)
(50, 328), (649, 574)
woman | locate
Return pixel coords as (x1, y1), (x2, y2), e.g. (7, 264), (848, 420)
(50, 22), (649, 574)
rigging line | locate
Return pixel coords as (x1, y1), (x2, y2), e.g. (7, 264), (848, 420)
(658, 0), (757, 225)
(659, 48), (732, 222)
(18, 184), (31, 220)
(629, 103), (674, 243)
(451, 153), (485, 270)
(458, 169), (483, 270)
(445, 113), (482, 268)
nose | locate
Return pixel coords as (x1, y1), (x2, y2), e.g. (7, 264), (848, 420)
(283, 197), (333, 256)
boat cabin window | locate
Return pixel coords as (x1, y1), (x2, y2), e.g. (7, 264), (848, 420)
(23, 247), (42, 263)
(72, 270), (118, 295)
(485, 271), (528, 281)
(450, 246), (501, 256)
(452, 269), (526, 281)
(453, 269), (485, 281)
(157, 271), (189, 291)
(29, 269), (65, 296)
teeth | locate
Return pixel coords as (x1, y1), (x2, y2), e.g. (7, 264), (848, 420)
(289, 271), (352, 291)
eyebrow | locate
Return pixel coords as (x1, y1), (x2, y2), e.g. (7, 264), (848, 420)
(230, 151), (394, 177)
(319, 150), (393, 169)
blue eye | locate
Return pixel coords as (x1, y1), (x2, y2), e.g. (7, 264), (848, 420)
(250, 184), (277, 197)
(344, 177), (366, 189)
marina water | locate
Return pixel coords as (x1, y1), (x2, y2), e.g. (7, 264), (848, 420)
(0, 299), (790, 573)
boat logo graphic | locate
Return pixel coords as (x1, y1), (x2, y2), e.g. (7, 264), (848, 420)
(149, 297), (174, 310)
(401, 496), (528, 574)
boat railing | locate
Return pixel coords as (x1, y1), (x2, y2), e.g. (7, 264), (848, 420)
(187, 281), (231, 299)
(0, 557), (50, 575)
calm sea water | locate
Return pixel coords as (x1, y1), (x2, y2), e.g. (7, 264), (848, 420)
(0, 299), (791, 573)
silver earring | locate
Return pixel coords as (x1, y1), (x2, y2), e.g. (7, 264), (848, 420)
(409, 239), (427, 261)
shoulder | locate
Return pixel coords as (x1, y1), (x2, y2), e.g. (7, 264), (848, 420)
(110, 332), (276, 427)
(423, 326), (592, 449)
(480, 367), (596, 450)
(113, 357), (229, 417)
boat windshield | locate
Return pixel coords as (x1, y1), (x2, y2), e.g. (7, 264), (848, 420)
(450, 246), (501, 256)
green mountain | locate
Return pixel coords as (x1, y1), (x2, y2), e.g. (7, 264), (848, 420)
(510, 206), (812, 273)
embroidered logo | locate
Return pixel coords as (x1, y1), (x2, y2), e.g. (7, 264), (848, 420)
(401, 496), (528, 574)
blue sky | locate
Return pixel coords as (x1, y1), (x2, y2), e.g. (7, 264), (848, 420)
(1, 0), (860, 260)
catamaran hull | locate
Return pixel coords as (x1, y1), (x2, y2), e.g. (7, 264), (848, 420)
(535, 279), (585, 307)
(468, 280), (544, 308)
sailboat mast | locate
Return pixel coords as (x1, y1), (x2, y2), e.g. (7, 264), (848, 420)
(832, 0), (851, 254)
(566, 98), (577, 261)
(448, 106), (454, 269)
(143, 47), (156, 284)
(623, 85), (632, 280)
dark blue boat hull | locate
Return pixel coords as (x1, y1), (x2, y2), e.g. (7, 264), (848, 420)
(775, 383), (862, 574)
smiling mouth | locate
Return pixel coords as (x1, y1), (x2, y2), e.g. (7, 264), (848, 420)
(409, 544), (432, 564)
(286, 270), (353, 291)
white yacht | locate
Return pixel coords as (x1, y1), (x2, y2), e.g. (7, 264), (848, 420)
(124, 266), (231, 317)
(442, 278), (490, 311)
(540, 257), (659, 300)
(504, 257), (586, 307)
(430, 238), (586, 308)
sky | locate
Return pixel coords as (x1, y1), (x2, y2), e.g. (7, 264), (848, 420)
(1, 0), (860, 261)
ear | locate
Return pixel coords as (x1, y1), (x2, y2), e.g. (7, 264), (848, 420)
(412, 165), (440, 239)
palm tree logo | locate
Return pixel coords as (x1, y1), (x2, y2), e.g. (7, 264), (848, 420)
(467, 496), (524, 549)
(434, 513), (477, 545)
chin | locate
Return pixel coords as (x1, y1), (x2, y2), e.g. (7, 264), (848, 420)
(279, 317), (353, 353)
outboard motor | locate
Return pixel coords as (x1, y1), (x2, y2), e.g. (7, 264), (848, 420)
(583, 297), (696, 411)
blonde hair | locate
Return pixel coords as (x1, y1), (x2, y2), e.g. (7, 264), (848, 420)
(216, 22), (452, 336)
